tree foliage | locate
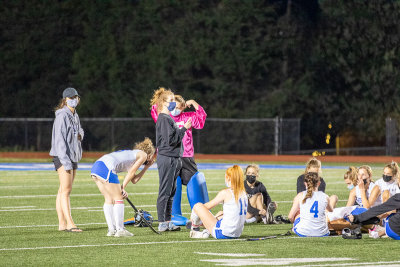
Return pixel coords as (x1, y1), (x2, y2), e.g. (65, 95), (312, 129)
(1, 0), (399, 149)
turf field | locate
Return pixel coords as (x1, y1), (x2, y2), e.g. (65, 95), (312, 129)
(1, 163), (399, 266)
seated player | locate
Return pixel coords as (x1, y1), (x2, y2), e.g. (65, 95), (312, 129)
(349, 193), (400, 240)
(369, 162), (400, 206)
(346, 165), (380, 209)
(189, 165), (248, 239)
(344, 166), (358, 191)
(289, 172), (334, 237)
(244, 164), (277, 224)
(296, 158), (326, 193)
(91, 138), (156, 237)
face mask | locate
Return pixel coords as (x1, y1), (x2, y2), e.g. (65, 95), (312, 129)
(347, 184), (354, 190)
(67, 98), (78, 108)
(170, 108), (181, 117)
(143, 160), (149, 166)
(225, 179), (231, 188)
(246, 175), (256, 184)
(167, 101), (176, 111)
(383, 175), (393, 182)
(363, 179), (368, 185)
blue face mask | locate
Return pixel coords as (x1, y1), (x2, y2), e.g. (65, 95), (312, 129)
(170, 108), (181, 117)
(167, 101), (176, 112)
(347, 184), (354, 190)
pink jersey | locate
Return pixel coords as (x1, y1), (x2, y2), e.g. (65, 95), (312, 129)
(151, 104), (207, 157)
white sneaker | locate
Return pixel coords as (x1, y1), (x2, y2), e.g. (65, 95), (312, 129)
(245, 217), (257, 224)
(106, 230), (116, 236)
(114, 229), (134, 237)
(190, 229), (210, 239)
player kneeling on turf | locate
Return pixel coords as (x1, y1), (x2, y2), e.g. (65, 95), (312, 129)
(288, 172), (334, 237)
(189, 165), (248, 239)
(91, 138), (156, 237)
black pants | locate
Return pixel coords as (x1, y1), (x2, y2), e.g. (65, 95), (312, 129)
(354, 193), (400, 235)
(156, 154), (182, 222)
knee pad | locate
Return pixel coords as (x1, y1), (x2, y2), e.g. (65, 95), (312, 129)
(187, 172), (209, 209)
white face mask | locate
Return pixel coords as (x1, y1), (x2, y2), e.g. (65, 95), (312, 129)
(67, 98), (78, 108)
(225, 177), (231, 188)
(170, 108), (181, 117)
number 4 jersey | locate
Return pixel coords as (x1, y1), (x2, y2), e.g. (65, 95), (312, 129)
(294, 191), (330, 237)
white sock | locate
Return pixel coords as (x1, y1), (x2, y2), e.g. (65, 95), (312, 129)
(113, 200), (124, 231)
(103, 203), (115, 232)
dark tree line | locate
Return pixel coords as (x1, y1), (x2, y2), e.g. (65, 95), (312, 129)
(1, 0), (399, 149)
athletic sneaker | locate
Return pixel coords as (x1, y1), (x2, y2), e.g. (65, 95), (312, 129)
(168, 221), (181, 231)
(158, 222), (169, 232)
(190, 229), (210, 239)
(246, 217), (257, 224)
(114, 229), (134, 237)
(107, 230), (116, 237)
(369, 225), (385, 239)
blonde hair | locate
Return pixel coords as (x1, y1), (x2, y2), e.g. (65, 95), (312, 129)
(226, 165), (245, 202)
(344, 166), (358, 186)
(304, 157), (321, 175)
(150, 87), (174, 113)
(134, 137), (155, 158)
(358, 165), (373, 181)
(384, 161), (400, 179)
(54, 98), (67, 111)
(302, 172), (320, 204)
(174, 95), (185, 109)
(245, 164), (260, 177)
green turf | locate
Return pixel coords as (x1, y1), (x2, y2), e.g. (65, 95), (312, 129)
(0, 165), (399, 266)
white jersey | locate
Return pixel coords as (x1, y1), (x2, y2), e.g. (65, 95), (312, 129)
(220, 189), (248, 238)
(355, 182), (380, 207)
(294, 191), (329, 237)
(375, 178), (398, 199)
(98, 150), (139, 173)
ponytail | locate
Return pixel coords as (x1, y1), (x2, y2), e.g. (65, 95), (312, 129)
(150, 87), (173, 113)
(302, 172), (320, 204)
(226, 165), (245, 202)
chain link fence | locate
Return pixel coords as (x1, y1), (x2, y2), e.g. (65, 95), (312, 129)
(0, 117), (300, 154)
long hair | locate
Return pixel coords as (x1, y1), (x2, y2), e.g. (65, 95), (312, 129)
(304, 157), (321, 175)
(344, 166), (358, 186)
(150, 87), (173, 114)
(358, 165), (373, 182)
(226, 165), (245, 202)
(385, 161), (400, 179)
(134, 137), (155, 158)
(302, 172), (320, 204)
(54, 98), (67, 111)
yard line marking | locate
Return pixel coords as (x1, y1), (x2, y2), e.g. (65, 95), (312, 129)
(0, 239), (241, 251)
(0, 206), (36, 209)
(199, 257), (355, 266)
(304, 260), (400, 267)
(0, 192), (159, 198)
(195, 252), (265, 257)
(0, 222), (106, 229)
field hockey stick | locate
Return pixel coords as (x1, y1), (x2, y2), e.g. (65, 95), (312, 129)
(246, 230), (292, 241)
(125, 197), (161, 235)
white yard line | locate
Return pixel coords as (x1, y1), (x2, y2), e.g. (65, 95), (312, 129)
(0, 222), (106, 229)
(0, 239), (240, 251)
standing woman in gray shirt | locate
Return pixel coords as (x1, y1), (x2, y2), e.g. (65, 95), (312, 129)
(50, 88), (84, 232)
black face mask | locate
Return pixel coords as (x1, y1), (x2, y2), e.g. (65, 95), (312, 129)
(383, 175), (393, 182)
(363, 178), (368, 185)
(246, 175), (256, 184)
(143, 160), (149, 166)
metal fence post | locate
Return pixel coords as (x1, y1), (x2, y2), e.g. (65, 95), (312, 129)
(111, 118), (115, 151)
(274, 116), (279, 155)
(24, 118), (28, 150)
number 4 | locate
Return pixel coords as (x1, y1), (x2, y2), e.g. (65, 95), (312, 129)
(310, 201), (319, 218)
